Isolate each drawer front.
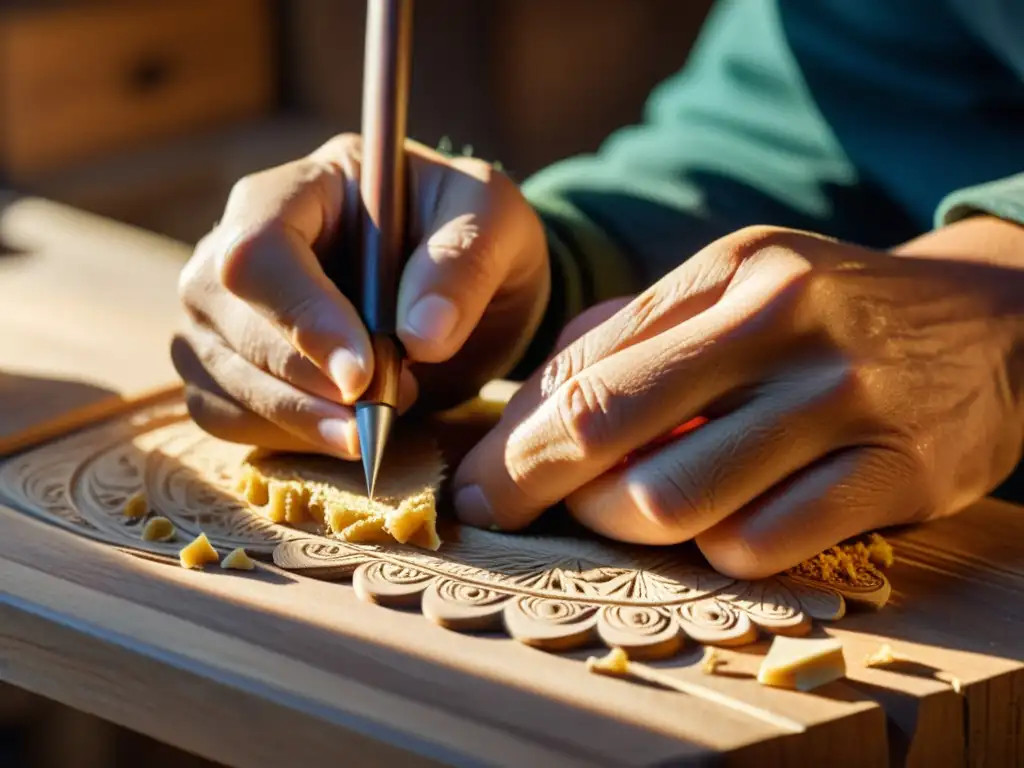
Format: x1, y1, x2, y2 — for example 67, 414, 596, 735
0, 0, 274, 178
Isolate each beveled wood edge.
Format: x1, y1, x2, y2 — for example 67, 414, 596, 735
0, 539, 599, 767
0, 383, 184, 457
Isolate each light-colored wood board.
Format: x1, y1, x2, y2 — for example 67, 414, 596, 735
833, 502, 1024, 768
2, 384, 1021, 765
0, 505, 890, 767
0, 194, 187, 454
7, 486, 1024, 765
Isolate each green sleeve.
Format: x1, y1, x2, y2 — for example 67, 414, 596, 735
512, 0, 919, 374
935, 175, 1024, 228
510, 0, 1024, 375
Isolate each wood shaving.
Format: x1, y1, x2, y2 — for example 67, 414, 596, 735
585, 647, 806, 734
179, 532, 220, 569
141, 516, 175, 542
789, 533, 893, 587
221, 547, 255, 571
237, 439, 442, 550
864, 643, 908, 668
701, 647, 722, 675
864, 644, 964, 695
123, 492, 148, 519
586, 647, 630, 677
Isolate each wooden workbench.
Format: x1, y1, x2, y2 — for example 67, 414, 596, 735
0, 194, 1022, 767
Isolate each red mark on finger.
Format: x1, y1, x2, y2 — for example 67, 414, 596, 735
621, 416, 709, 467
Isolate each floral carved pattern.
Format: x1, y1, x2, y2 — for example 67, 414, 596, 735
0, 401, 891, 660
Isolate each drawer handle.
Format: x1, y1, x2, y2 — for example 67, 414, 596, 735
126, 54, 176, 96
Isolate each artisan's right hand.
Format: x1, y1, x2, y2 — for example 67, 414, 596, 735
173, 134, 550, 459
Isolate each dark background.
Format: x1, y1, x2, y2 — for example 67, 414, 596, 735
0, 0, 713, 244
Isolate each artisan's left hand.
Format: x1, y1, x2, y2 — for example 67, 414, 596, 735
453, 219, 1024, 578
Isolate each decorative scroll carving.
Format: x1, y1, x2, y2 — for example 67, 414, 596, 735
0, 401, 892, 660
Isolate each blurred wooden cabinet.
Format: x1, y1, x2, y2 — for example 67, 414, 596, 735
0, 0, 274, 180
0, 0, 712, 245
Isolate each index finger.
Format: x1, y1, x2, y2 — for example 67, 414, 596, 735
214, 135, 374, 403
451, 263, 803, 531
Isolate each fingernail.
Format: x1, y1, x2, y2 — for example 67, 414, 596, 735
454, 485, 494, 528
403, 294, 459, 343
318, 418, 359, 457
327, 348, 367, 402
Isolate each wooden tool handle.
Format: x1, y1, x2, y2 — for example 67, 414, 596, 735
362, 332, 403, 405
359, 0, 414, 335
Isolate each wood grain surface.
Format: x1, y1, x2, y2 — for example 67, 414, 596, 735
0, 193, 187, 455
2, 481, 1024, 766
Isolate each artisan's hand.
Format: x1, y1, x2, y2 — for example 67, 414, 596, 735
454, 219, 1024, 577
174, 134, 549, 458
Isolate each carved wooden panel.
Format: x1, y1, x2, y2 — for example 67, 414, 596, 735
0, 400, 891, 660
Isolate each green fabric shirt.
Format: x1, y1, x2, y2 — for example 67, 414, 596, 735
516, 0, 1024, 372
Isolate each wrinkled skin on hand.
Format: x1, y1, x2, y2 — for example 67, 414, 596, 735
174, 134, 549, 460
453, 220, 1024, 578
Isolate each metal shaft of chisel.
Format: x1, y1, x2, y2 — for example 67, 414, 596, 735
356, 0, 414, 498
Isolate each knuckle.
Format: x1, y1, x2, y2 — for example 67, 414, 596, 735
822, 359, 893, 433
718, 225, 813, 278
177, 260, 203, 316
540, 342, 587, 399
619, 288, 666, 338
552, 375, 614, 458
177, 232, 219, 317
259, 393, 330, 445
629, 462, 714, 536
216, 225, 261, 294
730, 224, 786, 247
426, 215, 497, 284
697, 532, 767, 579
275, 346, 318, 385
225, 171, 262, 210
833, 359, 874, 409
278, 295, 328, 357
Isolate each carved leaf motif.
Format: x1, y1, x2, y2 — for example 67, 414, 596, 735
674, 599, 758, 646
779, 576, 846, 621
273, 538, 374, 579
638, 553, 737, 598
502, 596, 600, 651
787, 570, 891, 610
718, 579, 811, 636
353, 559, 434, 608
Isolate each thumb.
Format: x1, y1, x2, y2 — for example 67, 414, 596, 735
396, 160, 541, 364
